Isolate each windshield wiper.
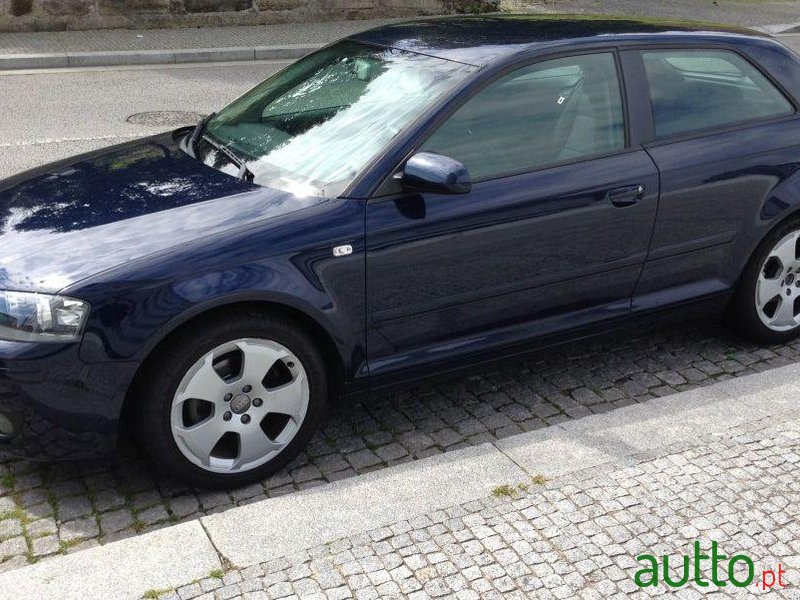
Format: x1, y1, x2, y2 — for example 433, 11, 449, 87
189, 114, 255, 183
200, 132, 255, 183
190, 112, 215, 157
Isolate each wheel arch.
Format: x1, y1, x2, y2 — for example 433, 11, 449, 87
737, 206, 800, 288
727, 206, 800, 342
118, 299, 345, 436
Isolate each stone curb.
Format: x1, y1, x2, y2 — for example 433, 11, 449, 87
203, 442, 525, 568
1, 363, 797, 599
0, 43, 319, 70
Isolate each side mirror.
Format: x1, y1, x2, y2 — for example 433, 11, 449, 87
402, 152, 472, 195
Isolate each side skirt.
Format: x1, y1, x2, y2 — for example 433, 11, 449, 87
345, 291, 732, 402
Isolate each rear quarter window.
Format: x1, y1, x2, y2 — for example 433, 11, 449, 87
641, 49, 795, 139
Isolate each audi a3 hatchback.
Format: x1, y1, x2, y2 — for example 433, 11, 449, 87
4, 16, 800, 488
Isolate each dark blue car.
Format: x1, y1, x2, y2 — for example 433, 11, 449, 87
2, 16, 800, 488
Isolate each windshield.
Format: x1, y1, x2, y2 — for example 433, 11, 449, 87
199, 41, 475, 197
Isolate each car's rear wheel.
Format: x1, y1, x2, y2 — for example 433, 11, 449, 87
137, 311, 327, 489
729, 218, 800, 344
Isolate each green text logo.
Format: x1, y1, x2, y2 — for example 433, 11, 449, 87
635, 541, 788, 591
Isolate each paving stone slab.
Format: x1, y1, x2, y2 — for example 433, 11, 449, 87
0, 521, 220, 600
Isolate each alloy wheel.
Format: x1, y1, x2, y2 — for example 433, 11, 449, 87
170, 338, 309, 473
755, 230, 800, 332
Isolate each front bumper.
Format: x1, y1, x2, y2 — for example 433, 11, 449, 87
0, 340, 137, 460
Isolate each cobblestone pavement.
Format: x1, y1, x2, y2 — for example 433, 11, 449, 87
1, 318, 799, 572
161, 411, 800, 599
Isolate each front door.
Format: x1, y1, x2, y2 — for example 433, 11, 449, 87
365, 51, 660, 379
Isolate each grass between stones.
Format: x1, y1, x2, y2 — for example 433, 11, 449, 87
142, 587, 174, 599
0, 473, 15, 490
492, 474, 549, 499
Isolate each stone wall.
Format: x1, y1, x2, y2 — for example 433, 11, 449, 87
0, 0, 498, 32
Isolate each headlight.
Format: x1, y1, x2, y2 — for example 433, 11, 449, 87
0, 291, 90, 342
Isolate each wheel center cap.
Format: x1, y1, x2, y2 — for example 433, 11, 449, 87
230, 394, 251, 414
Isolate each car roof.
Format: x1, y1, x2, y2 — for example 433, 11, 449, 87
346, 15, 768, 67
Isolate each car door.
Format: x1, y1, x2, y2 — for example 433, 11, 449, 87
628, 47, 800, 311
365, 51, 661, 380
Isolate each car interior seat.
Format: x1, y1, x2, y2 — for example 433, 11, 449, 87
557, 63, 623, 161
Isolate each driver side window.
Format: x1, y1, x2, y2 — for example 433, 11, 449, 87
421, 53, 625, 181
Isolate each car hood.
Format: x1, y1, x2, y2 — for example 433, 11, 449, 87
0, 132, 327, 294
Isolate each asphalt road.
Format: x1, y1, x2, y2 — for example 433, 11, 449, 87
0, 61, 289, 179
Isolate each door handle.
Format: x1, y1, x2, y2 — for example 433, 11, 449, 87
608, 185, 645, 207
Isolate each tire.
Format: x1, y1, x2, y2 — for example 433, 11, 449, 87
137, 310, 327, 489
729, 217, 800, 344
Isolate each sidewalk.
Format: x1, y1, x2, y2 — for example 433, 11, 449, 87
0, 18, 401, 69
1, 363, 798, 599
510, 0, 800, 30
180, 414, 800, 600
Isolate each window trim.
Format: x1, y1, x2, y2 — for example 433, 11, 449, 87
369, 46, 635, 198
625, 43, 799, 147
645, 111, 800, 149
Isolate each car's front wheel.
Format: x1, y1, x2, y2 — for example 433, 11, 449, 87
137, 311, 327, 489
730, 218, 800, 344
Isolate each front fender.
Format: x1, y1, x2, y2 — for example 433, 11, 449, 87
74, 198, 367, 382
